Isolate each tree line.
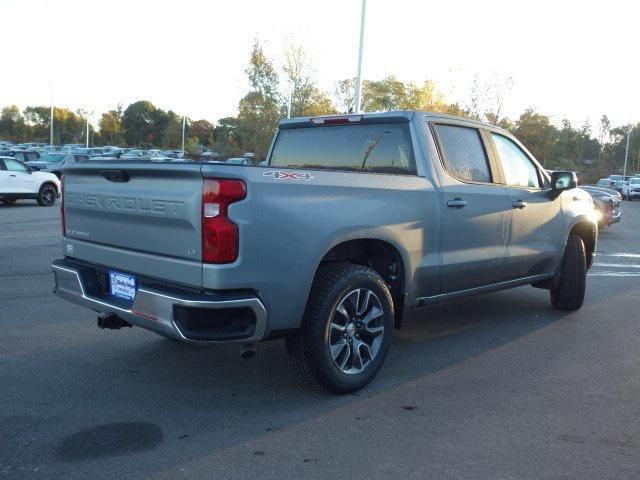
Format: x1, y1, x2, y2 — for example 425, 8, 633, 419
1, 41, 637, 181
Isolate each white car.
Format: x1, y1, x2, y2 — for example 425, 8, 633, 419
0, 155, 61, 206
627, 177, 640, 200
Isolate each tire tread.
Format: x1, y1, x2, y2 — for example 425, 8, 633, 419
286, 262, 392, 393
551, 234, 586, 311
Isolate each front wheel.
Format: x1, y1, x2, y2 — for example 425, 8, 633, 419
286, 263, 394, 393
550, 234, 586, 311
37, 183, 57, 206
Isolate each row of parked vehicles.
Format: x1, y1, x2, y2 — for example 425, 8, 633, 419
0, 142, 191, 179
0, 141, 257, 180
596, 175, 640, 201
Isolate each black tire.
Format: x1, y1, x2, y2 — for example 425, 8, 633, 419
37, 183, 57, 206
550, 234, 586, 311
286, 263, 394, 393
2, 199, 17, 206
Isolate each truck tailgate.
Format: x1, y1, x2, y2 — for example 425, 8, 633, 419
63, 162, 203, 285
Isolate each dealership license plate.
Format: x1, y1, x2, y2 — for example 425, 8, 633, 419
109, 271, 137, 301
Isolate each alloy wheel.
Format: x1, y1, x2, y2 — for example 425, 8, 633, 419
327, 288, 385, 375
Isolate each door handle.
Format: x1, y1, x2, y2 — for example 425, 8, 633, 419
447, 198, 467, 208
9, 174, 16, 177
512, 200, 527, 209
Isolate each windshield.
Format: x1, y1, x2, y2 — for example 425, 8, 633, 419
630, 178, 640, 184
39, 153, 66, 163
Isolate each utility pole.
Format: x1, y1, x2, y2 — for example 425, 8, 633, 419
354, 0, 367, 114
181, 116, 186, 155
49, 84, 54, 146
623, 124, 631, 178
86, 118, 90, 148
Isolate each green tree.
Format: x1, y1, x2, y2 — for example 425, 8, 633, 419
513, 109, 558, 165
213, 117, 242, 155
122, 100, 157, 147
0, 105, 27, 141
185, 136, 200, 155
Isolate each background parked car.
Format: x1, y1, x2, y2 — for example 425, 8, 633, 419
580, 186, 621, 228
610, 179, 628, 196
120, 149, 146, 159
24, 152, 85, 178
0, 156, 60, 206
627, 177, 640, 200
3, 149, 41, 163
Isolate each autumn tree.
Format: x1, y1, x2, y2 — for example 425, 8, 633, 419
97, 107, 124, 145
237, 41, 282, 158
190, 119, 215, 146
283, 43, 336, 117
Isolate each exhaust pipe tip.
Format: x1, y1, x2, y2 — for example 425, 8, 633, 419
240, 343, 255, 360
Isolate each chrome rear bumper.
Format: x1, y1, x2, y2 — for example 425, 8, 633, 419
52, 259, 268, 344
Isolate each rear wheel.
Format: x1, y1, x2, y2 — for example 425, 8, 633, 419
286, 263, 394, 393
2, 199, 17, 206
550, 234, 586, 311
37, 183, 57, 206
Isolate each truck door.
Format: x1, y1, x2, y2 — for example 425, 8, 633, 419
432, 123, 512, 293
488, 132, 562, 277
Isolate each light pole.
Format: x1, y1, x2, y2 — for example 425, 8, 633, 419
86, 118, 90, 148
49, 84, 54, 146
623, 124, 631, 178
181, 116, 186, 154
354, 0, 367, 114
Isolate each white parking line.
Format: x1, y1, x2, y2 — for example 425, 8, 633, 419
589, 253, 640, 277
597, 252, 640, 259
589, 272, 640, 277
593, 263, 640, 269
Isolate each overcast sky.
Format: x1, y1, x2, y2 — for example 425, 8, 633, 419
2, 0, 638, 130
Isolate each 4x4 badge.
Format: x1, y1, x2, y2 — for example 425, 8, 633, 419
263, 171, 313, 181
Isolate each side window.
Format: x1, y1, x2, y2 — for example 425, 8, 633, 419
4, 159, 28, 172
0, 160, 6, 170
434, 124, 492, 183
26, 152, 38, 161
491, 133, 541, 188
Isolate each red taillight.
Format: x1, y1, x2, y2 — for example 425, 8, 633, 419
201, 179, 246, 263
60, 174, 65, 237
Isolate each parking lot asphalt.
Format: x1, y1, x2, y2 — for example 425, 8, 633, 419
2, 199, 640, 480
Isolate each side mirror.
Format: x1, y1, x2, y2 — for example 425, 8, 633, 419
549, 171, 577, 198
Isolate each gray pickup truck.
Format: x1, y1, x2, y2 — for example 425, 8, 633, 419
52, 111, 597, 393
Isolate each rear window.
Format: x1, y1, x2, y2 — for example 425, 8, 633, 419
269, 123, 416, 175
